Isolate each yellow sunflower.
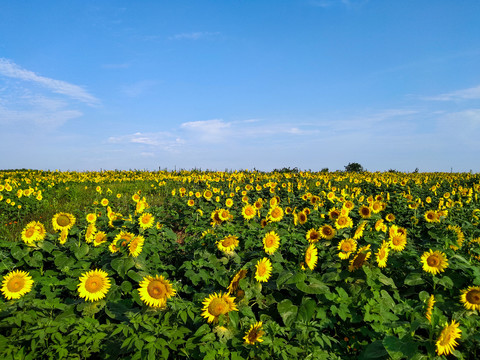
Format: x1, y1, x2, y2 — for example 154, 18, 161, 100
389, 232, 407, 252
21, 221, 45, 245
348, 245, 371, 272
138, 212, 155, 229
77, 269, 111, 302
305, 244, 318, 270
52, 212, 76, 232
358, 206, 372, 219
138, 275, 176, 308
263, 231, 280, 255
85, 223, 97, 243
320, 224, 336, 240
210, 209, 223, 226
460, 286, 480, 311
1, 270, 34, 300
436, 320, 461, 356
335, 215, 353, 229
424, 210, 439, 223
58, 228, 69, 245
268, 206, 284, 222
227, 269, 248, 295
421, 250, 448, 275
244, 321, 264, 345
217, 235, 239, 253
297, 211, 307, 225
353, 221, 367, 240
375, 241, 390, 268
255, 258, 273, 282
100, 198, 109, 207
86, 213, 97, 223
337, 238, 357, 260
242, 204, 256, 220
129, 235, 145, 257
306, 228, 321, 243
425, 294, 435, 323
201, 292, 238, 323
93, 231, 108, 247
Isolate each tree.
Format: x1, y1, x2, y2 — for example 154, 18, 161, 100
344, 162, 364, 172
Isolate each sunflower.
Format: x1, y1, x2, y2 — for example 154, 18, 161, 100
375, 219, 387, 232
305, 244, 318, 270
263, 231, 280, 255
93, 231, 108, 247
385, 213, 395, 222
58, 229, 69, 245
421, 250, 448, 275
268, 206, 284, 222
424, 210, 439, 223
297, 211, 307, 225
100, 198, 109, 207
376, 241, 390, 268
447, 225, 465, 250
337, 238, 357, 260
21, 221, 45, 245
335, 215, 353, 229
255, 258, 273, 282
306, 228, 321, 243
389, 231, 407, 252
370, 201, 383, 213
425, 294, 435, 323
114, 231, 135, 248
201, 292, 238, 323
52, 212, 76, 232
203, 190, 213, 201
244, 321, 264, 345
320, 224, 336, 240
129, 235, 145, 257
86, 213, 97, 223
1, 270, 34, 300
353, 221, 367, 240
227, 269, 248, 295
85, 223, 97, 243
138, 275, 176, 308
77, 269, 111, 302
460, 286, 480, 311
210, 209, 223, 226
436, 320, 461, 356
138, 213, 155, 229
217, 235, 239, 253
348, 245, 371, 272
358, 206, 372, 219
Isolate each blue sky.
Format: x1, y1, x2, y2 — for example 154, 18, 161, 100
1, 0, 480, 172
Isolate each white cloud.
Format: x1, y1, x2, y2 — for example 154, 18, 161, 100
108, 131, 184, 151
423, 85, 480, 101
181, 119, 231, 142
168, 31, 220, 40
0, 58, 99, 106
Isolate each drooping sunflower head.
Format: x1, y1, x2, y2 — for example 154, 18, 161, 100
52, 212, 76, 232
348, 245, 371, 272
129, 235, 145, 257
421, 249, 448, 275
436, 320, 461, 356
138, 275, 176, 308
201, 292, 238, 323
227, 269, 247, 295
425, 294, 435, 323
255, 258, 273, 282
217, 235, 239, 253
263, 231, 280, 255
353, 221, 367, 240
85, 223, 97, 243
1, 270, 34, 300
305, 244, 318, 270
244, 321, 264, 345
376, 241, 390, 268
460, 286, 480, 311
77, 269, 111, 302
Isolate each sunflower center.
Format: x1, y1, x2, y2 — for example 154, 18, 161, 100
265, 236, 275, 247
342, 243, 352, 252
142, 216, 150, 224
208, 298, 228, 316
7, 276, 25, 292
257, 263, 267, 276
322, 227, 332, 236
245, 207, 255, 216
147, 280, 167, 299
57, 215, 71, 227
392, 236, 403, 246
310, 232, 319, 240
427, 255, 440, 267
439, 330, 453, 346
378, 248, 386, 259
222, 237, 235, 247
85, 275, 103, 293
25, 227, 36, 238
466, 289, 480, 304
271, 208, 281, 218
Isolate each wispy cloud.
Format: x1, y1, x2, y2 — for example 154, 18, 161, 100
168, 31, 220, 40
181, 119, 231, 142
0, 58, 99, 106
121, 80, 157, 98
423, 85, 480, 101
108, 131, 184, 151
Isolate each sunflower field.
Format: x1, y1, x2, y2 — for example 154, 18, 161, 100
1, 169, 480, 359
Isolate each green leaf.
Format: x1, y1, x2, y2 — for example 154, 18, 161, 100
359, 340, 388, 359
296, 278, 329, 294
382, 335, 419, 360
74, 243, 89, 259
277, 299, 298, 327
404, 272, 423, 286
127, 269, 144, 283
298, 297, 316, 322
